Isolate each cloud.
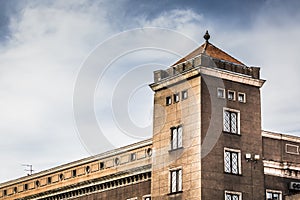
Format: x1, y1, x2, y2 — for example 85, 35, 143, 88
0, 0, 300, 183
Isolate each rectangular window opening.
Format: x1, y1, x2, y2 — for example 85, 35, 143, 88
238, 93, 246, 103
225, 191, 242, 200
171, 125, 183, 150
228, 90, 236, 101
223, 108, 240, 135
224, 148, 241, 175
217, 88, 225, 98
170, 168, 182, 194
166, 96, 172, 106
174, 93, 180, 103
181, 90, 188, 100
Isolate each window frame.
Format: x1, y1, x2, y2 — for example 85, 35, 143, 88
166, 96, 172, 106
224, 148, 242, 175
143, 194, 151, 200
238, 92, 246, 103
225, 190, 242, 200
174, 93, 180, 103
170, 125, 183, 151
181, 90, 188, 100
217, 88, 226, 99
223, 108, 240, 135
228, 90, 236, 101
266, 189, 282, 200
169, 168, 183, 194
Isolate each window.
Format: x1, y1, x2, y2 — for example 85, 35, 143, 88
174, 93, 180, 103
85, 166, 91, 174
100, 162, 105, 170
166, 96, 172, 105
24, 184, 28, 191
170, 169, 182, 193
225, 191, 242, 200
266, 190, 282, 200
35, 180, 40, 187
3, 190, 7, 196
223, 108, 240, 134
171, 125, 183, 150
228, 90, 236, 101
224, 148, 241, 175
181, 90, 188, 100
72, 169, 77, 177
130, 153, 136, 161
47, 177, 52, 184
238, 93, 246, 103
217, 88, 225, 98
143, 195, 151, 200
286, 144, 299, 155
114, 157, 120, 165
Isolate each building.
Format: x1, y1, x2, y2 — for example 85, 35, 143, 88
1, 31, 300, 200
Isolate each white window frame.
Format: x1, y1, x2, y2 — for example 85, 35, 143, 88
143, 194, 151, 200
238, 92, 246, 103
224, 148, 242, 175
217, 88, 225, 99
228, 90, 236, 101
223, 108, 240, 135
266, 189, 282, 200
225, 190, 242, 200
127, 197, 138, 200
285, 143, 299, 155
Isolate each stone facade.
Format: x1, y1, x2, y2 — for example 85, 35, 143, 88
1, 33, 300, 200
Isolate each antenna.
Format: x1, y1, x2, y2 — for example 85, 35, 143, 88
22, 164, 34, 175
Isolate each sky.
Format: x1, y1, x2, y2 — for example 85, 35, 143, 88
0, 0, 300, 182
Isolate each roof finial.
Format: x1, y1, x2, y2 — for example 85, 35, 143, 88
203, 30, 210, 42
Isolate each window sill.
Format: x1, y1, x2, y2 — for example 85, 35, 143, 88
168, 147, 184, 153
224, 172, 242, 176
168, 191, 183, 195
223, 131, 241, 136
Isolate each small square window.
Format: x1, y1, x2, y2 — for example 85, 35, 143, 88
166, 96, 172, 105
217, 88, 225, 98
238, 93, 246, 103
130, 153, 136, 161
174, 93, 180, 103
181, 90, 188, 100
228, 90, 236, 101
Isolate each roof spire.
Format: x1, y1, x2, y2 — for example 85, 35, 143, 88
203, 30, 210, 42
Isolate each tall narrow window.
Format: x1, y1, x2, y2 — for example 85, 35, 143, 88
223, 109, 240, 134
225, 191, 242, 200
174, 93, 180, 103
171, 125, 183, 150
170, 169, 182, 193
224, 148, 241, 175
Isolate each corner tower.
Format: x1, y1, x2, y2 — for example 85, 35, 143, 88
150, 31, 265, 199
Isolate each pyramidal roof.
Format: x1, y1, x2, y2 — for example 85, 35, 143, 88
173, 31, 244, 66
